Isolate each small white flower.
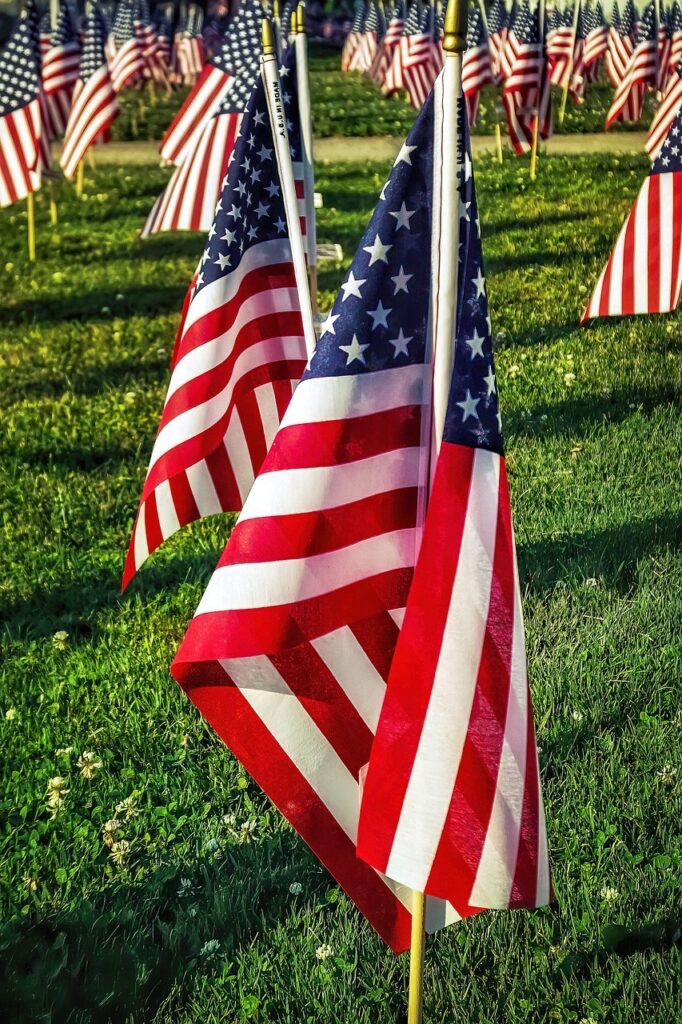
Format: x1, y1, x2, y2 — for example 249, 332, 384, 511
52, 630, 69, 651
289, 881, 303, 895
585, 578, 598, 587
101, 819, 122, 848
115, 795, 138, 820
5, 708, 17, 721
657, 764, 677, 786
564, 371, 576, 386
109, 839, 131, 865
77, 751, 103, 780
177, 877, 197, 897
572, 710, 584, 722
600, 885, 619, 904
315, 943, 333, 961
200, 939, 222, 960
55, 746, 73, 757
238, 819, 257, 844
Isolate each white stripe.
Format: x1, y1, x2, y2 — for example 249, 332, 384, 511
155, 478, 181, 539
186, 459, 223, 517
385, 450, 501, 889
147, 335, 305, 470
633, 177, 650, 314
606, 203, 628, 316
168, 285, 300, 400
658, 173, 674, 311
224, 409, 255, 503
311, 627, 387, 731
134, 501, 149, 568
197, 528, 416, 614
469, 562, 528, 907
253, 382, 282, 451
241, 446, 421, 522
281, 364, 427, 429
389, 607, 406, 629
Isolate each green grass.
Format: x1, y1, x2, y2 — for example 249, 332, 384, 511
0, 153, 680, 1024
111, 44, 659, 141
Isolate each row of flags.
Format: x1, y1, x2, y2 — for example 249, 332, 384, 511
342, 0, 682, 160
123, 6, 551, 952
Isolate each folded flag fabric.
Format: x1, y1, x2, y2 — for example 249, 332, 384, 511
584, 100, 682, 320
124, 52, 308, 587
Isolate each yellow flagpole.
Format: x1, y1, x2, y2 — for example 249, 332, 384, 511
407, 892, 427, 1024
76, 160, 85, 198
48, 179, 58, 226
495, 121, 503, 163
530, 0, 546, 180
27, 192, 36, 262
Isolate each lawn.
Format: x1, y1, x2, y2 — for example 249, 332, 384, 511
112, 44, 658, 142
0, 149, 680, 1024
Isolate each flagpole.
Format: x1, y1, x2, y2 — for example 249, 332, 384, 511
476, 0, 503, 162
27, 192, 36, 262
529, 0, 546, 181
559, 0, 580, 125
295, 2, 319, 318
261, 17, 317, 358
407, 2, 467, 1013
76, 160, 84, 198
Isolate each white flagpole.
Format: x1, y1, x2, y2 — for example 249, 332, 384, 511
406, 1, 466, 1022
294, 2, 319, 317
261, 17, 317, 358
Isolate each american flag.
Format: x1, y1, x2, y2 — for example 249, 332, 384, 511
60, 5, 118, 181
400, 6, 443, 110
664, 0, 682, 89
547, 5, 575, 88
341, 4, 366, 72
487, 0, 509, 83
647, 59, 682, 159
108, 0, 146, 92
605, 2, 657, 129
463, 4, 493, 126
657, 3, 672, 91
605, 0, 635, 90
383, 0, 421, 96
159, 3, 253, 168
170, 78, 473, 954
143, 3, 262, 237
502, 0, 552, 155
125, 46, 309, 586
584, 100, 682, 319
0, 4, 43, 209
368, 1, 405, 88
41, 2, 81, 139
177, 2, 205, 85
348, 1, 380, 73
581, 1, 606, 76
357, 86, 550, 919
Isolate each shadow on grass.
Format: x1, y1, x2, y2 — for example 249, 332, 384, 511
0, 835, 323, 1024
1, 354, 171, 404
1, 284, 185, 326
518, 512, 681, 598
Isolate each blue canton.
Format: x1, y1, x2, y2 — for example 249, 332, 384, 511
194, 46, 302, 296
52, 2, 78, 47
307, 91, 502, 455
0, 10, 41, 117
652, 103, 682, 174
112, 0, 137, 48
79, 7, 109, 82
212, 0, 261, 114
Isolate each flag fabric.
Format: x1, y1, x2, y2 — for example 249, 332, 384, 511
583, 0, 609, 77
143, 3, 262, 236
663, 0, 682, 88
647, 60, 682, 158
605, 0, 635, 90
547, 5, 575, 88
61, 6, 118, 180
383, 0, 422, 96
177, 2, 205, 85
657, 4, 672, 90
605, 2, 657, 129
463, 5, 493, 126
502, 0, 552, 155
584, 101, 682, 319
348, 1, 379, 73
125, 50, 309, 586
170, 78, 477, 954
368, 2, 404, 87
108, 0, 146, 92
401, 8, 443, 110
0, 5, 43, 208
341, 4, 366, 72
357, 89, 551, 918
41, 1, 81, 138
487, 0, 509, 82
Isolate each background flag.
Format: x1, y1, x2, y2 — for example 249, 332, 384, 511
0, 3, 43, 208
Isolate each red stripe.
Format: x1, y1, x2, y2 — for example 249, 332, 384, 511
509, 704, 541, 906
188, 119, 219, 230
225, 487, 418, 565
356, 444, 476, 871
620, 201, 638, 314
647, 173, 661, 314
204, 442, 242, 512
176, 672, 412, 952
234, 387, 268, 478
143, 489, 163, 554
424, 463, 516, 910
349, 612, 401, 684
177, 567, 413, 661
670, 173, 682, 307
169, 470, 200, 529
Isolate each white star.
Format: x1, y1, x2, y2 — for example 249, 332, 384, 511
240, 156, 250, 173
460, 199, 471, 222
339, 333, 369, 365
279, 64, 290, 76
229, 204, 241, 219
390, 266, 412, 294
341, 270, 366, 301
367, 300, 391, 330
483, 365, 497, 395
208, 224, 217, 239
250, 167, 262, 183
362, 234, 392, 266
266, 181, 280, 198
201, 247, 210, 265
465, 329, 485, 358
258, 145, 272, 161
274, 216, 286, 233
214, 252, 231, 270
394, 143, 417, 166
463, 151, 472, 181
255, 201, 270, 218
456, 389, 480, 422
389, 202, 415, 231
195, 271, 205, 287
380, 181, 389, 201
388, 328, 412, 358
320, 311, 340, 336
236, 181, 247, 196
253, 110, 265, 125
221, 227, 237, 245
247, 224, 258, 241
472, 267, 485, 297
247, 132, 255, 147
